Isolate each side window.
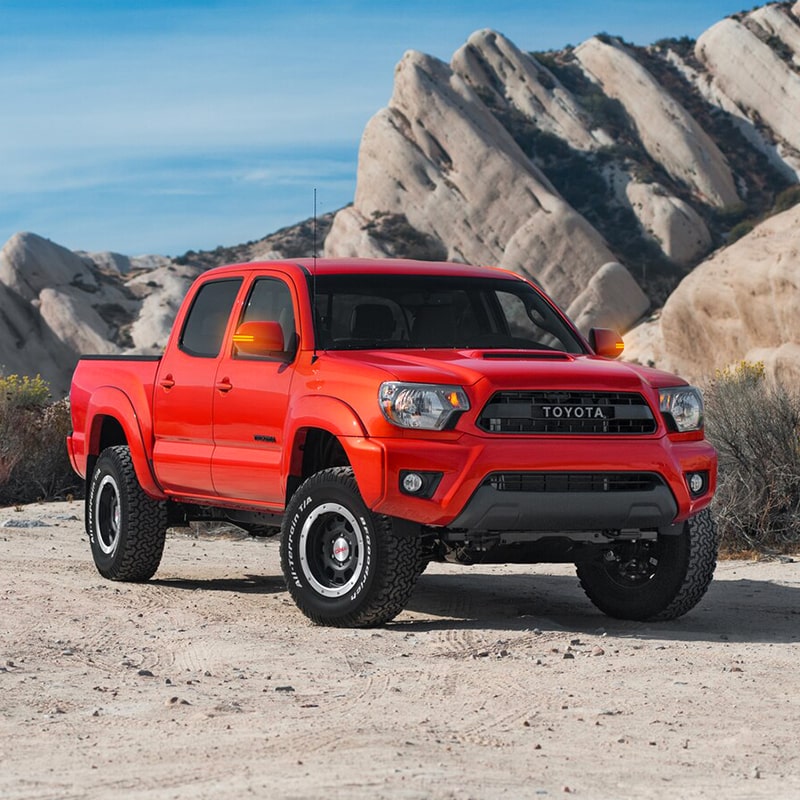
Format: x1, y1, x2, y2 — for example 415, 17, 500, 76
180, 278, 242, 358
240, 277, 296, 355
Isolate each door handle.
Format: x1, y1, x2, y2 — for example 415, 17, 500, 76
216, 378, 233, 393
160, 374, 175, 390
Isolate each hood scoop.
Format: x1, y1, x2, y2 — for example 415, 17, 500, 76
481, 351, 572, 361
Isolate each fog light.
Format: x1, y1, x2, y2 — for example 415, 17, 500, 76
399, 470, 443, 498
688, 472, 705, 495
402, 472, 425, 494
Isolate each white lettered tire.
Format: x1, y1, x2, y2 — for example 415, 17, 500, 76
280, 467, 421, 627
87, 446, 168, 581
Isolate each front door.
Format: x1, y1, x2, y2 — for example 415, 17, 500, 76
211, 275, 298, 506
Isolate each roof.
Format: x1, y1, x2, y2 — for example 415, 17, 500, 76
204, 257, 525, 281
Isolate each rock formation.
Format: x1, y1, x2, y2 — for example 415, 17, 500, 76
3, 3, 800, 395
696, 13, 800, 172
453, 30, 610, 152
325, 41, 645, 334
624, 180, 712, 265
623, 203, 800, 385
574, 36, 740, 208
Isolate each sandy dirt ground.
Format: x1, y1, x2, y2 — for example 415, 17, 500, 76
1, 500, 799, 800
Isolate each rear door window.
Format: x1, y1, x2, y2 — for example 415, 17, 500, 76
180, 278, 243, 357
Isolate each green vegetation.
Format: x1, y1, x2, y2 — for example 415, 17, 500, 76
773, 184, 800, 213
652, 36, 696, 62
705, 362, 800, 554
0, 374, 80, 505
713, 184, 800, 245
727, 220, 756, 243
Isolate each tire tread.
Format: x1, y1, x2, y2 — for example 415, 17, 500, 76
281, 467, 420, 628
89, 446, 168, 582
577, 509, 718, 621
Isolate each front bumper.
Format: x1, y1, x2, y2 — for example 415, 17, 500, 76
449, 472, 678, 531
361, 432, 716, 530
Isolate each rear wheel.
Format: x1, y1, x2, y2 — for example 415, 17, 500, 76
576, 509, 718, 620
87, 446, 168, 581
280, 467, 421, 627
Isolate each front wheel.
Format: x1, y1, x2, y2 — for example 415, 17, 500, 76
87, 445, 168, 581
280, 467, 421, 627
576, 509, 718, 621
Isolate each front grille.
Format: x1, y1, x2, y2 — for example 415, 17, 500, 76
487, 472, 664, 493
478, 390, 656, 434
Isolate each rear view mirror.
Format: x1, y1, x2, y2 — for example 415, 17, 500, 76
233, 321, 285, 357
589, 328, 624, 359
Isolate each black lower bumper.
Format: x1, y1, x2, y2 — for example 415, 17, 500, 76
448, 472, 678, 532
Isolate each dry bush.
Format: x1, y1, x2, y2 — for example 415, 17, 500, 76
0, 374, 82, 505
704, 362, 800, 554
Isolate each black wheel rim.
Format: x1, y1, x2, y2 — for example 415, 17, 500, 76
598, 540, 659, 588
298, 502, 366, 598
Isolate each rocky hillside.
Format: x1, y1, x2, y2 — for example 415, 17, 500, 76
2, 2, 800, 396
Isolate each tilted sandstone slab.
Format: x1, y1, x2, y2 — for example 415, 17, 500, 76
452, 31, 712, 270
452, 29, 608, 152
696, 17, 800, 155
749, 4, 800, 64
625, 204, 800, 384
575, 37, 739, 208
0, 232, 99, 302
0, 232, 139, 348
326, 48, 645, 330
566, 262, 650, 334
625, 181, 712, 265
80, 250, 172, 276
0, 232, 151, 393
37, 288, 120, 357
0, 281, 78, 396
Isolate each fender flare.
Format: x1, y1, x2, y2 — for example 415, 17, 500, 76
283, 394, 385, 506
84, 386, 165, 499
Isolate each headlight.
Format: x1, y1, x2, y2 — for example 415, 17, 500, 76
659, 386, 704, 432
379, 382, 470, 430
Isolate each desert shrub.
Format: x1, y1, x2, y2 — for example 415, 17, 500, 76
727, 220, 756, 244
774, 185, 800, 214
0, 374, 81, 505
652, 36, 696, 60
705, 362, 800, 554
362, 212, 447, 261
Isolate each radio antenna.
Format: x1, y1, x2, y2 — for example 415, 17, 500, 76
313, 187, 318, 260
311, 188, 319, 363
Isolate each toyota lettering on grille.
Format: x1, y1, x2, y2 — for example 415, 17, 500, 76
537, 405, 613, 420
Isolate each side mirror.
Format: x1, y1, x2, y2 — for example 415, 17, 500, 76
232, 321, 285, 357
589, 328, 624, 359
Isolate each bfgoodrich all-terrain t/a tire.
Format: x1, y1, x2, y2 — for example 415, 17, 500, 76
87, 445, 168, 581
280, 467, 421, 627
576, 509, 718, 621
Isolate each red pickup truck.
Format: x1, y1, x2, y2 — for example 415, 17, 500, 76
68, 257, 718, 627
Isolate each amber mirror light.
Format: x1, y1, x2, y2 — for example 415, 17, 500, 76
232, 321, 285, 356
589, 328, 624, 359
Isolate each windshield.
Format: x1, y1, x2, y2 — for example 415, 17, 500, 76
309, 274, 585, 353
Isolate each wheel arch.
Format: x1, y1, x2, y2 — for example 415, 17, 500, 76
84, 387, 164, 499
283, 395, 384, 508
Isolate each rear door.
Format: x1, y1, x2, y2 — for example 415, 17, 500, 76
152, 276, 244, 497
211, 273, 298, 506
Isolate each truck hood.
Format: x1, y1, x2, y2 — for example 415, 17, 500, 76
326, 349, 688, 393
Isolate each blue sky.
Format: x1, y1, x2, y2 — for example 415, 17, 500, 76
1, 0, 754, 256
